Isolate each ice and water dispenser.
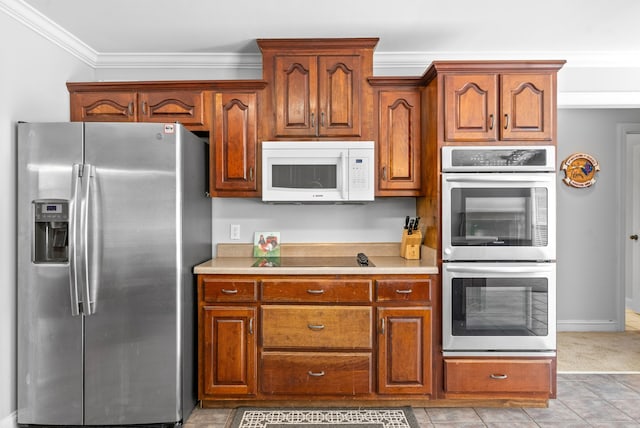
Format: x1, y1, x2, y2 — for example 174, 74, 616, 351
33, 200, 69, 263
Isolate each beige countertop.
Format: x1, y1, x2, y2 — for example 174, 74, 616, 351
194, 243, 438, 275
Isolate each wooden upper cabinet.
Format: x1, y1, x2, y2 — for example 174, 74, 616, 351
500, 74, 553, 141
444, 74, 498, 142
432, 61, 565, 145
258, 38, 378, 140
70, 92, 137, 122
444, 73, 554, 143
68, 86, 208, 129
211, 91, 260, 196
377, 89, 421, 195
138, 90, 205, 127
273, 54, 361, 137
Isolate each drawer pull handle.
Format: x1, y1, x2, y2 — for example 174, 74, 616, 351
308, 370, 325, 377
306, 289, 325, 295
395, 289, 413, 294
490, 373, 508, 380
221, 289, 238, 295
308, 324, 325, 331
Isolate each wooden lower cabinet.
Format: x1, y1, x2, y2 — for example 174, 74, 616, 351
197, 273, 554, 406
443, 358, 556, 399
377, 307, 432, 395
261, 352, 372, 395
200, 306, 257, 397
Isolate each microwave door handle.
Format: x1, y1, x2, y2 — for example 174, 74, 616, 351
446, 265, 555, 274
341, 151, 348, 200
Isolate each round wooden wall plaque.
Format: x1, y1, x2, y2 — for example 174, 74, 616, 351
561, 152, 600, 188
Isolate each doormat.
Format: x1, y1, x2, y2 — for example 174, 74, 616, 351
227, 407, 420, 428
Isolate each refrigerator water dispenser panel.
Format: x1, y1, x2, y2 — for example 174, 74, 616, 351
33, 200, 69, 263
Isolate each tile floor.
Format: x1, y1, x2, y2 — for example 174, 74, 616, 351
185, 312, 640, 427
184, 374, 640, 428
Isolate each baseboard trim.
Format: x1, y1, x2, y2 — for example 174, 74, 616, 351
557, 320, 620, 332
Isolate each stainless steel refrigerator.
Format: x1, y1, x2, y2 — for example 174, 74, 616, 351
17, 122, 212, 427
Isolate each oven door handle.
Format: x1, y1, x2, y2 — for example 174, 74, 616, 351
445, 265, 555, 274
443, 175, 552, 184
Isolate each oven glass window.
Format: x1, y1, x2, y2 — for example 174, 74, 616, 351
272, 164, 337, 189
451, 277, 548, 336
450, 187, 548, 247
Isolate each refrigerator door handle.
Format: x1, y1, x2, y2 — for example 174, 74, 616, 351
80, 164, 96, 315
68, 164, 82, 316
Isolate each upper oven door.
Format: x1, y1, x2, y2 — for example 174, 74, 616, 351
442, 172, 556, 261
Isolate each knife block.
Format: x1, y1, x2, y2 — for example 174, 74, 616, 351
400, 229, 422, 260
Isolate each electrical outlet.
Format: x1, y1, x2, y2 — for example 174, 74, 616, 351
230, 224, 240, 240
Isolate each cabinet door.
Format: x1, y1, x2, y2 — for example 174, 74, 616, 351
377, 307, 431, 395
317, 55, 362, 137
444, 74, 498, 143
500, 74, 553, 141
139, 90, 206, 127
201, 306, 257, 397
211, 92, 258, 195
274, 55, 317, 137
70, 92, 136, 122
377, 90, 421, 194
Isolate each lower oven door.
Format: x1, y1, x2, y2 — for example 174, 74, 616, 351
443, 262, 556, 352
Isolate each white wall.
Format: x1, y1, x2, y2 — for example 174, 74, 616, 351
0, 10, 93, 428
556, 108, 640, 331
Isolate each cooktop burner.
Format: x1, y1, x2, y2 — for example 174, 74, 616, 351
252, 256, 374, 268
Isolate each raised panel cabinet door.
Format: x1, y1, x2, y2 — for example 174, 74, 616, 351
70, 92, 136, 122
500, 74, 553, 141
444, 74, 498, 142
377, 90, 421, 194
212, 92, 258, 194
274, 55, 317, 137
139, 90, 206, 127
201, 306, 257, 397
317, 55, 362, 137
377, 307, 432, 395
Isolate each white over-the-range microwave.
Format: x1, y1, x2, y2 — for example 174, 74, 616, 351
261, 141, 375, 203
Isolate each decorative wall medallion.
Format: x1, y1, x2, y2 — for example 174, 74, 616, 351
561, 152, 600, 188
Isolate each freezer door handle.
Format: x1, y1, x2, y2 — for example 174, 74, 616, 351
79, 164, 96, 315
68, 164, 82, 316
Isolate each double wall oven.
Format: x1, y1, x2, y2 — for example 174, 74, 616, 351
441, 146, 556, 355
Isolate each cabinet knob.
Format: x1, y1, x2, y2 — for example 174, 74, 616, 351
631, 234, 639, 241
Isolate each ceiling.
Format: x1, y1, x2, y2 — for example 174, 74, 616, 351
17, 0, 640, 58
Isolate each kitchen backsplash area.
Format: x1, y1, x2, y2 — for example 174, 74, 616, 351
211, 197, 416, 256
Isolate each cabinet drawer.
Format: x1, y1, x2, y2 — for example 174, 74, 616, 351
444, 358, 554, 395
261, 352, 372, 395
261, 279, 372, 302
262, 306, 372, 349
376, 279, 432, 302
202, 279, 258, 302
